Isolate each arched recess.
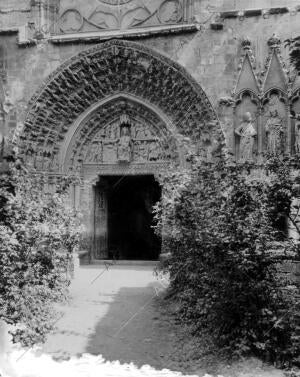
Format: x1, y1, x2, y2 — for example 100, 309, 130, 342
19, 39, 220, 175
18, 39, 222, 260
262, 88, 289, 154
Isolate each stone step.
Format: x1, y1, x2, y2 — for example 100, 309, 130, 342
89, 259, 159, 267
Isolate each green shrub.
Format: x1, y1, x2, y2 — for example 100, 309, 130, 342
0, 161, 82, 346
154, 155, 299, 366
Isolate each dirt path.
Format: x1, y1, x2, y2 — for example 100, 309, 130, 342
39, 263, 285, 377
42, 264, 181, 368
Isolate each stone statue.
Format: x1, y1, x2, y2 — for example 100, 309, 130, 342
295, 120, 300, 154
235, 112, 257, 161
265, 109, 284, 154
0, 128, 4, 161
117, 125, 132, 162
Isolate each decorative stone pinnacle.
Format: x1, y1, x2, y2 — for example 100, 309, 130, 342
241, 37, 251, 51
267, 34, 281, 49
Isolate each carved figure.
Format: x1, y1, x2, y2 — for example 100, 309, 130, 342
135, 124, 146, 138
86, 142, 103, 163
235, 112, 257, 161
134, 140, 149, 161
295, 120, 300, 154
0, 130, 5, 161
265, 110, 284, 154
117, 126, 132, 162
148, 141, 161, 161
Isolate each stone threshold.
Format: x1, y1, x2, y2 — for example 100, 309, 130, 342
89, 259, 159, 266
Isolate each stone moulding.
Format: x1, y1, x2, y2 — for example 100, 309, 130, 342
219, 6, 290, 20
49, 23, 198, 44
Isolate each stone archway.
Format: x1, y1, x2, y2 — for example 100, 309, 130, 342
19, 39, 222, 260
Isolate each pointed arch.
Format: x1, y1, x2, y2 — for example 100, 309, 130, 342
19, 39, 221, 172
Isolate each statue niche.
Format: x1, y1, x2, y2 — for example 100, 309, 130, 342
234, 91, 258, 162
265, 109, 284, 154
235, 111, 257, 162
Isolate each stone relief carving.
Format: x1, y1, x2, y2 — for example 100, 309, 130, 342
22, 40, 219, 173
86, 142, 103, 163
82, 113, 167, 166
235, 112, 257, 161
58, 0, 187, 34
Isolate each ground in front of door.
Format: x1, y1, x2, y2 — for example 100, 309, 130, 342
7, 264, 286, 377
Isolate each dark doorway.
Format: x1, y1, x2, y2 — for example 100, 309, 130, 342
96, 175, 161, 260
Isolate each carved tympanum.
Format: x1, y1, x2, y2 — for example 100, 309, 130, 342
66, 99, 179, 172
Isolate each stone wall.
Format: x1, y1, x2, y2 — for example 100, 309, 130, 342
0, 2, 299, 130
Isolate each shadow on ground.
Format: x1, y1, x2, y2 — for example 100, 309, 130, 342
85, 284, 182, 372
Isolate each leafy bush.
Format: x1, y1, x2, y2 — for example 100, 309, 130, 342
0, 161, 83, 346
154, 155, 299, 366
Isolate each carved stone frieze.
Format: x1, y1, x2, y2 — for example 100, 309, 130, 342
56, 0, 191, 34
21, 39, 220, 172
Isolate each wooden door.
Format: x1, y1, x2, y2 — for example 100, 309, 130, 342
94, 183, 108, 259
